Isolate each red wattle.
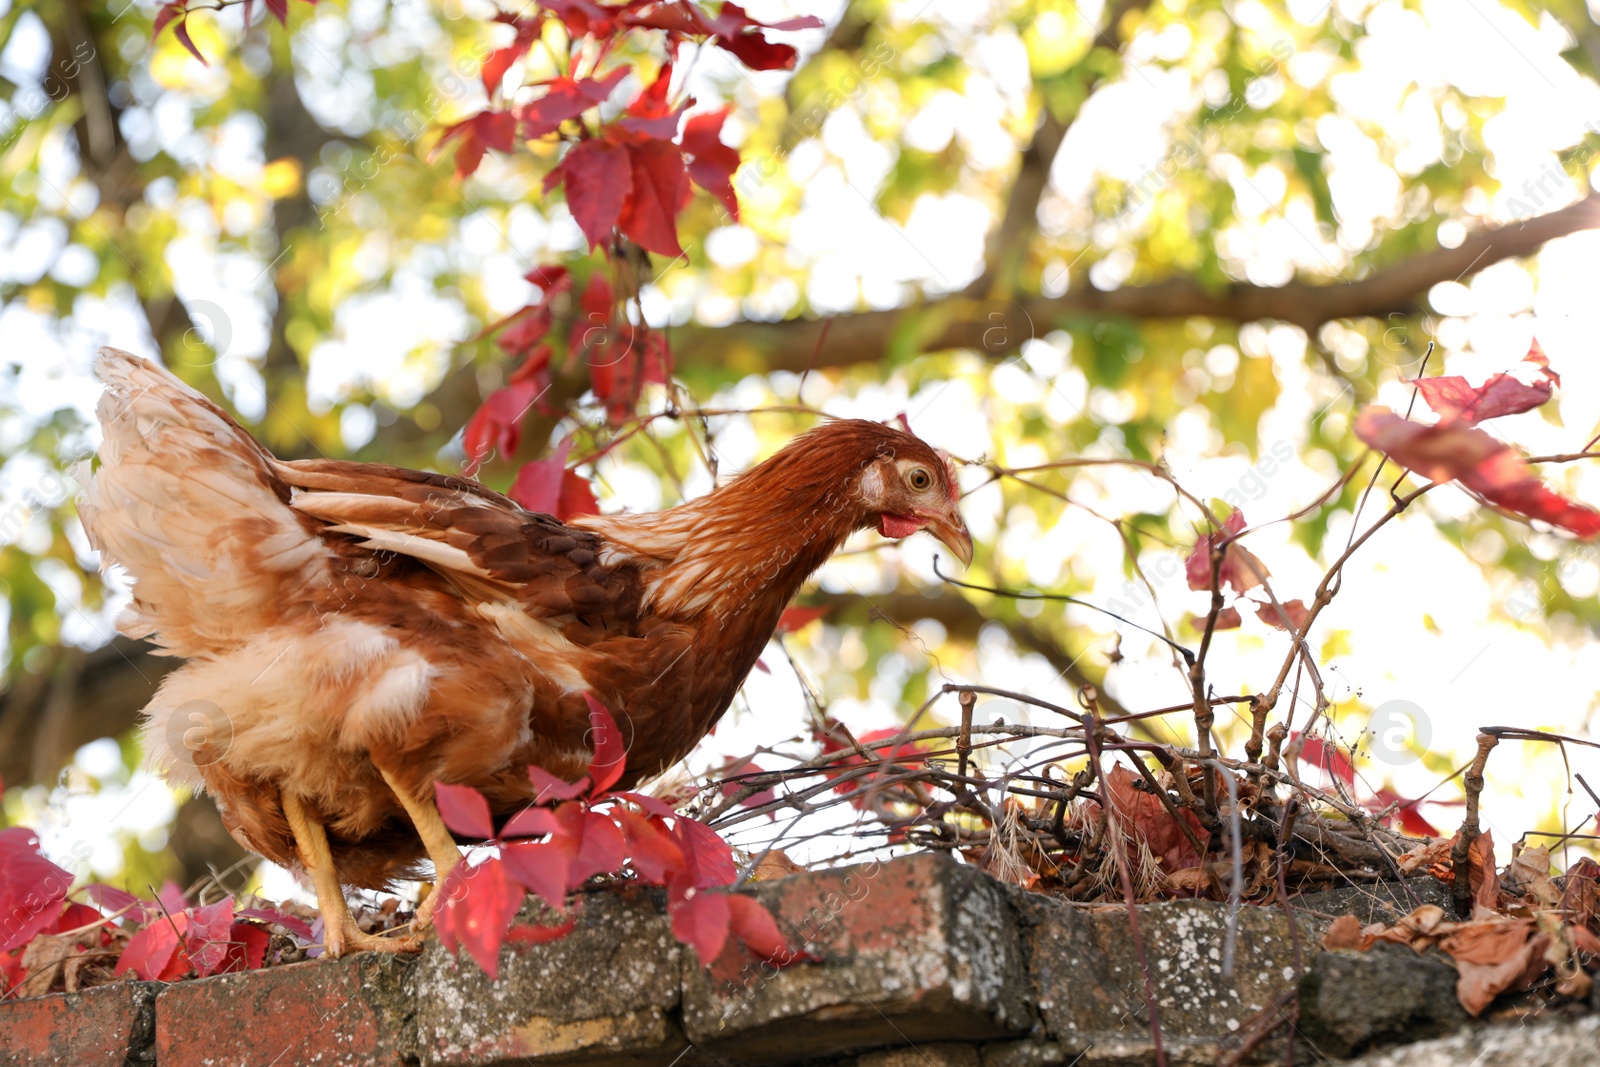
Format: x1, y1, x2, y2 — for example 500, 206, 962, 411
878, 513, 922, 539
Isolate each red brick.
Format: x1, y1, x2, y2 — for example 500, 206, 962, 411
0, 981, 158, 1067
154, 955, 411, 1067
682, 853, 1034, 1061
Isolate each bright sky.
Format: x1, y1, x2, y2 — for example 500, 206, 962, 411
4, 0, 1600, 892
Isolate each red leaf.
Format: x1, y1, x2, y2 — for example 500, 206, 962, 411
567, 812, 627, 886
618, 141, 686, 257
509, 434, 576, 516
221, 921, 270, 973
85, 884, 151, 923
671, 817, 738, 889
501, 840, 571, 910
1296, 735, 1357, 788
152, 2, 185, 41
1257, 599, 1308, 632
528, 765, 591, 803
115, 915, 188, 981
172, 19, 208, 65
549, 138, 633, 249
558, 470, 600, 520
265, 0, 289, 25
524, 264, 572, 291
776, 605, 828, 633
1094, 765, 1211, 875
613, 790, 678, 818
538, 0, 616, 36
583, 694, 628, 795
615, 809, 684, 883
187, 897, 238, 978
681, 107, 740, 218
1206, 606, 1243, 630
435, 782, 496, 840
516, 69, 629, 137
437, 111, 516, 180
434, 859, 525, 980
728, 895, 791, 963
482, 17, 542, 96
1356, 407, 1600, 537
0, 827, 74, 953
236, 907, 313, 941
462, 379, 539, 471
501, 805, 561, 839
1371, 787, 1442, 838
669, 888, 731, 962
1184, 510, 1269, 594
1414, 342, 1558, 424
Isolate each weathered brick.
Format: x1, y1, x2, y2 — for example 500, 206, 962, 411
856, 1043, 982, 1067
1023, 896, 1305, 1064
407, 890, 685, 1067
0, 980, 159, 1067
682, 853, 1034, 1062
154, 955, 412, 1067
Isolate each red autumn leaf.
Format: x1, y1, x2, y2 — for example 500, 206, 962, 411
681, 107, 741, 218
501, 805, 561, 839
669, 887, 731, 961
547, 138, 634, 249
516, 69, 630, 137
718, 757, 776, 809
172, 19, 208, 65
436, 111, 517, 180
528, 765, 591, 804
583, 694, 629, 795
1296, 735, 1357, 788
1355, 407, 1600, 537
558, 469, 600, 519
501, 840, 571, 910
1204, 606, 1243, 630
670, 816, 738, 889
776, 605, 828, 633
612, 790, 678, 818
1370, 787, 1443, 838
152, 2, 185, 41
462, 379, 539, 471
434, 858, 525, 980
0, 827, 74, 953
727, 895, 791, 963
265, 0, 289, 26
85, 884, 153, 924
620, 65, 692, 139
568, 811, 628, 886
187, 897, 239, 978
1258, 599, 1309, 632
509, 433, 576, 516
1414, 341, 1558, 425
115, 914, 189, 981
221, 921, 270, 973
1184, 509, 1269, 594
496, 305, 553, 357
235, 907, 313, 941
537, 0, 617, 39
1094, 765, 1211, 875
483, 16, 542, 96
156, 882, 190, 916
435, 782, 496, 840
614, 809, 684, 883
618, 141, 686, 257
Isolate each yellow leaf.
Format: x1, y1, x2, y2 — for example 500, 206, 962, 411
260, 158, 303, 199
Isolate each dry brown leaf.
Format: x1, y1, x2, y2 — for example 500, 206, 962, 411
1397, 838, 1452, 874
749, 849, 808, 882
1438, 918, 1547, 1017
1322, 914, 1364, 951
1504, 844, 1555, 905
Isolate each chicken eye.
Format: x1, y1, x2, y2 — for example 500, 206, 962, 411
907, 467, 933, 491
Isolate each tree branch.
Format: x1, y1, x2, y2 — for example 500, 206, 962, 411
668, 195, 1600, 373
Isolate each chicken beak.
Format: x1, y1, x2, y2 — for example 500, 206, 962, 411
928, 512, 974, 568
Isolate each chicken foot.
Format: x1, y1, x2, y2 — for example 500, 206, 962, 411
374, 765, 463, 933
281, 791, 422, 958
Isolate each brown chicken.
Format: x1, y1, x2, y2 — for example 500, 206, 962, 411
76, 348, 972, 955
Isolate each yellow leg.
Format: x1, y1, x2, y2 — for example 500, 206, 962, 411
281, 791, 420, 958
375, 766, 464, 931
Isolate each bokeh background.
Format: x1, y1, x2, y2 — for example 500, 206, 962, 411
3, 0, 1600, 902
